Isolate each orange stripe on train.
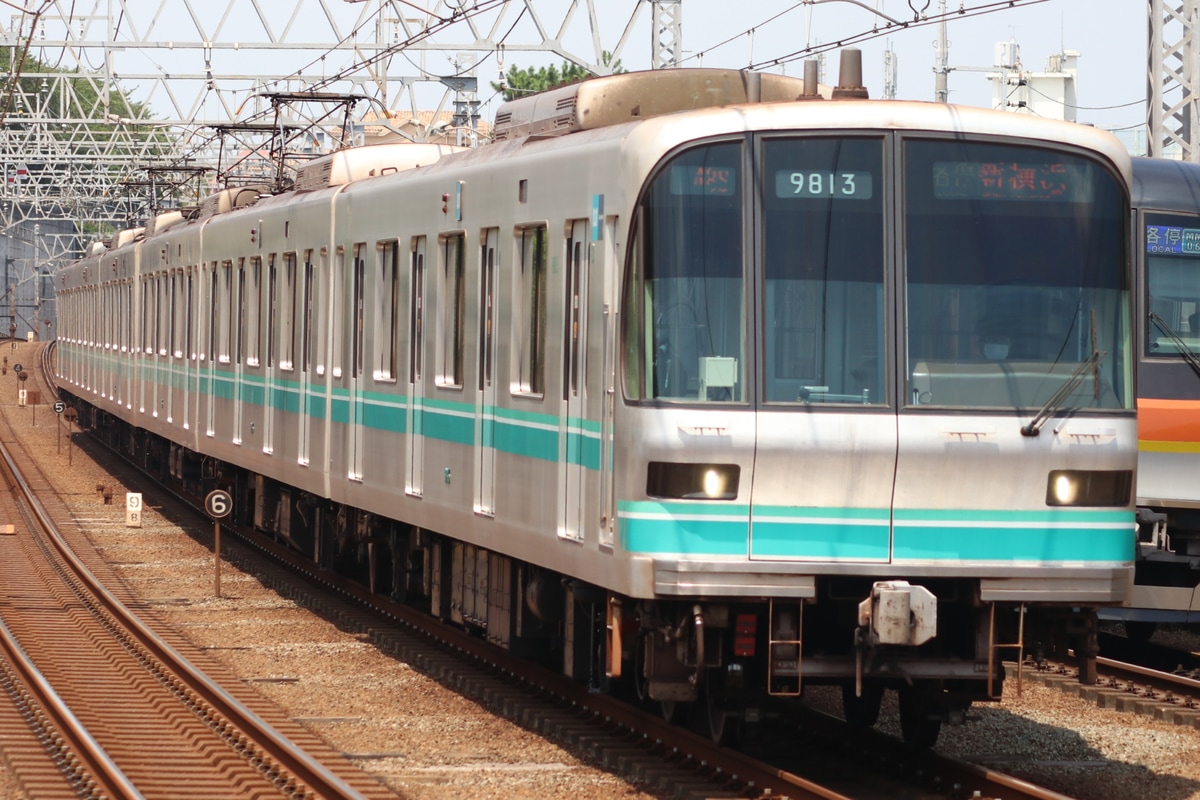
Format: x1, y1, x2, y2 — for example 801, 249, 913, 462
1139, 398, 1200, 443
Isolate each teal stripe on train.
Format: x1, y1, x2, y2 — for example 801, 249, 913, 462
891, 508, 1134, 562
60, 349, 601, 469
750, 506, 891, 559
618, 501, 1135, 562
617, 501, 753, 556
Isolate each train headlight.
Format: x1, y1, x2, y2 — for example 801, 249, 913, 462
646, 462, 740, 500
703, 469, 724, 497
1051, 473, 1078, 505
1045, 470, 1133, 507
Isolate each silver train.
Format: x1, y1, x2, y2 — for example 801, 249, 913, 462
1098, 157, 1200, 637
54, 55, 1137, 748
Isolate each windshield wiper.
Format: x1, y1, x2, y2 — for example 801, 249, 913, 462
1020, 350, 1104, 437
1149, 311, 1200, 379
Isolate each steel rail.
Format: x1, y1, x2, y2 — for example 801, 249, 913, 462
0, 381, 370, 800
0, 585, 145, 799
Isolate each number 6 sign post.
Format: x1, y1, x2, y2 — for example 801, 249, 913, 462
204, 489, 233, 598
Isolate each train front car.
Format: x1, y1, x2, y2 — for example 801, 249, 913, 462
1110, 157, 1200, 636
616, 91, 1135, 746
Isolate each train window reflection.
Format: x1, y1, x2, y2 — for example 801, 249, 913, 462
1144, 213, 1200, 359
636, 142, 745, 402
761, 136, 886, 405
903, 139, 1130, 411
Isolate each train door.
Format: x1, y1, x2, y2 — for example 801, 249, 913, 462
168, 269, 180, 423
406, 238, 426, 496
274, 252, 298, 458
348, 244, 366, 480
211, 261, 231, 437
748, 135, 895, 564
297, 254, 313, 465
158, 273, 167, 418
123, 279, 134, 409
182, 268, 194, 431
263, 254, 278, 454
142, 273, 154, 412
559, 220, 588, 541
596, 214, 618, 547
206, 263, 218, 436
474, 229, 498, 516
233, 258, 246, 445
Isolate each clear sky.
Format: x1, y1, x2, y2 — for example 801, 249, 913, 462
661, 0, 1146, 134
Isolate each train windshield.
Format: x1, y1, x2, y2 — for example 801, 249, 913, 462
903, 139, 1131, 412
1143, 212, 1200, 359
625, 141, 747, 402
624, 135, 1130, 412
760, 136, 886, 405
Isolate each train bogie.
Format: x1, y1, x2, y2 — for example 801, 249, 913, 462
55, 57, 1137, 747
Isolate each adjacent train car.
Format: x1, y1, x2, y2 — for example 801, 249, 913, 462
54, 55, 1136, 748
1102, 157, 1200, 637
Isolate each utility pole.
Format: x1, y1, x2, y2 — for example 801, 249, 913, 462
933, 0, 951, 102
883, 42, 898, 100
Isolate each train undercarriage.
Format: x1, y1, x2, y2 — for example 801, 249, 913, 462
74, 399, 1098, 749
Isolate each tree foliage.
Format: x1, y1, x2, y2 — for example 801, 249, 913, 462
492, 53, 626, 102
0, 45, 175, 212
0, 46, 152, 131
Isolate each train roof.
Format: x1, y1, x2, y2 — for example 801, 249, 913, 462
1132, 156, 1200, 211
492, 68, 824, 140
607, 97, 1133, 185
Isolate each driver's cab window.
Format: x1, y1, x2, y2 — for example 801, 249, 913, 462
1145, 213, 1200, 357
627, 141, 745, 402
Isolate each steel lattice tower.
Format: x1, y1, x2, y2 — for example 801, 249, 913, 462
649, 0, 681, 70
0, 0, 656, 338
1150, 0, 1200, 160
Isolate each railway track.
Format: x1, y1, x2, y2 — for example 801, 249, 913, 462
1038, 638, 1200, 725
5, 339, 1076, 800
0, 345, 391, 799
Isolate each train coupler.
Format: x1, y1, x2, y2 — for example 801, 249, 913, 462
856, 580, 937, 647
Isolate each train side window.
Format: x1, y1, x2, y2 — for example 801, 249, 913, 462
208, 264, 218, 363
410, 237, 425, 383
246, 257, 261, 366
280, 252, 297, 371
169, 270, 180, 358
113, 283, 119, 349
622, 215, 645, 399
185, 267, 195, 360
159, 272, 171, 357
331, 247, 344, 379
302, 252, 314, 373
514, 224, 547, 396
352, 243, 365, 380
438, 233, 466, 388
479, 230, 497, 390
235, 259, 245, 366
1144, 212, 1200, 358
127, 281, 134, 353
314, 249, 327, 376
141, 276, 152, 354
100, 283, 109, 348
266, 253, 277, 369
218, 261, 233, 364
376, 240, 400, 381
